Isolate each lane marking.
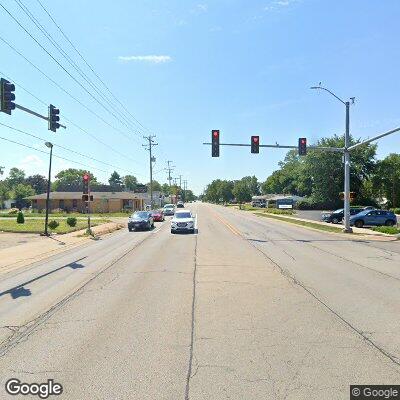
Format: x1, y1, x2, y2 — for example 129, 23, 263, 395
208, 208, 241, 237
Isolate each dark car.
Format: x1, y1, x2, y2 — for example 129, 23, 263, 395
176, 201, 184, 208
321, 208, 364, 224
150, 209, 164, 222
350, 210, 397, 228
128, 211, 154, 231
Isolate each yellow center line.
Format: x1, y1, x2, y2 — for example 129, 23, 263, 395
208, 208, 242, 237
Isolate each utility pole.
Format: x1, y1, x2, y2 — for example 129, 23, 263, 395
183, 180, 187, 202
166, 161, 175, 201
43, 142, 53, 236
178, 175, 182, 200
143, 135, 158, 209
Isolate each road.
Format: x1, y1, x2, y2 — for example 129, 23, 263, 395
0, 202, 399, 399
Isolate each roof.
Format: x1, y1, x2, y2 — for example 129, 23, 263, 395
26, 192, 146, 200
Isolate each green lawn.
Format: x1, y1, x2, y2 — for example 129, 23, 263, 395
0, 219, 110, 234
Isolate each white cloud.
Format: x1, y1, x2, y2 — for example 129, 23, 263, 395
118, 55, 172, 63
264, 0, 300, 10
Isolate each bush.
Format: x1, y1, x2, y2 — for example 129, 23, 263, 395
372, 226, 400, 235
48, 220, 59, 230
66, 217, 77, 227
8, 208, 19, 215
390, 208, 400, 215
16, 211, 25, 224
263, 208, 295, 215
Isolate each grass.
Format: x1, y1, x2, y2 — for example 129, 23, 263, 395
254, 212, 344, 233
240, 203, 296, 215
372, 226, 400, 235
0, 218, 110, 234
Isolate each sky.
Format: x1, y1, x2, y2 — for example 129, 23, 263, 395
0, 0, 400, 195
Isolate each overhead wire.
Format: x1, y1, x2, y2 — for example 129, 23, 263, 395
13, 0, 145, 136
0, 69, 143, 167
0, 122, 139, 174
0, 2, 142, 144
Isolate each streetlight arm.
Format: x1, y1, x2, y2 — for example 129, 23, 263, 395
310, 86, 346, 105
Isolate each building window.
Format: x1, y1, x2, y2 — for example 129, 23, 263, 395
123, 199, 133, 209
59, 200, 65, 209
72, 199, 78, 208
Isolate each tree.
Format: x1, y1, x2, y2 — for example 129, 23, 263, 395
54, 169, 98, 189
6, 167, 25, 188
232, 180, 252, 204
372, 154, 400, 207
204, 179, 234, 203
184, 190, 197, 202
12, 183, 35, 209
109, 171, 123, 187
0, 181, 10, 209
147, 180, 162, 192
241, 176, 260, 196
25, 174, 48, 194
161, 183, 170, 195
123, 175, 138, 191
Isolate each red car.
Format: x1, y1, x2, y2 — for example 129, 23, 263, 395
150, 210, 165, 222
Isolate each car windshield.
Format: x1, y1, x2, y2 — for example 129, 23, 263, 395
332, 209, 343, 214
175, 212, 192, 219
164, 204, 174, 208
133, 212, 149, 218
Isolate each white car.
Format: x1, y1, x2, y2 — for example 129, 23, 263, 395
163, 203, 175, 216
171, 210, 195, 234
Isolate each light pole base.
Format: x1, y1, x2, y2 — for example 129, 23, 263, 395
342, 227, 353, 233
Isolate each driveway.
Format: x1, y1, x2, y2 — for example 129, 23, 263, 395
0, 232, 42, 250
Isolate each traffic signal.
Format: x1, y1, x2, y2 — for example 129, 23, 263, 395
48, 104, 60, 132
211, 129, 219, 157
1, 78, 16, 115
298, 137, 307, 156
251, 136, 259, 154
83, 173, 90, 194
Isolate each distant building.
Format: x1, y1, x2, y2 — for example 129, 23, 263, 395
26, 191, 145, 213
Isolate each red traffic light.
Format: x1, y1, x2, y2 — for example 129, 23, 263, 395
253, 136, 259, 143
212, 130, 219, 138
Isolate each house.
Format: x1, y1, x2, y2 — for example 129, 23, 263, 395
26, 191, 145, 213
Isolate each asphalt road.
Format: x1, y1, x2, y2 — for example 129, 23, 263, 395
0, 203, 399, 399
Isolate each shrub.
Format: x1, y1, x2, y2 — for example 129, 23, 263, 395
8, 208, 19, 215
263, 208, 295, 215
66, 217, 77, 227
16, 211, 25, 224
372, 226, 400, 235
390, 208, 400, 215
48, 220, 59, 230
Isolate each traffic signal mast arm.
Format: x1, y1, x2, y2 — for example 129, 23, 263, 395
13, 103, 65, 129
204, 141, 343, 152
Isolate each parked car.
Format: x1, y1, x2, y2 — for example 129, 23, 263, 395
350, 210, 397, 228
251, 200, 266, 208
176, 201, 184, 208
128, 211, 154, 231
171, 210, 195, 234
163, 204, 175, 216
150, 209, 164, 222
321, 208, 364, 224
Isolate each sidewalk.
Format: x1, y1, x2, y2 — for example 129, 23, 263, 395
0, 221, 125, 275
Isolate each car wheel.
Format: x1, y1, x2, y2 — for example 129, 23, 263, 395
128, 227, 132, 232
171, 229, 175, 234
385, 220, 394, 227
332, 218, 339, 224
354, 220, 364, 228
190, 229, 195, 234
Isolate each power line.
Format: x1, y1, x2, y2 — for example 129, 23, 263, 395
0, 122, 137, 174
0, 134, 109, 173
35, 0, 153, 136
13, 0, 145, 137
0, 2, 141, 143
0, 34, 137, 145
0, 69, 143, 167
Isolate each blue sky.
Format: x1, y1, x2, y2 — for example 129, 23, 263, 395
1, 0, 399, 194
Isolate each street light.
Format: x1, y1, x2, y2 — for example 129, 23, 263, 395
44, 142, 53, 236
311, 85, 353, 233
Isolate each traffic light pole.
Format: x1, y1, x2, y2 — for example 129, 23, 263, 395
343, 101, 352, 233
44, 144, 53, 236
14, 104, 66, 129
